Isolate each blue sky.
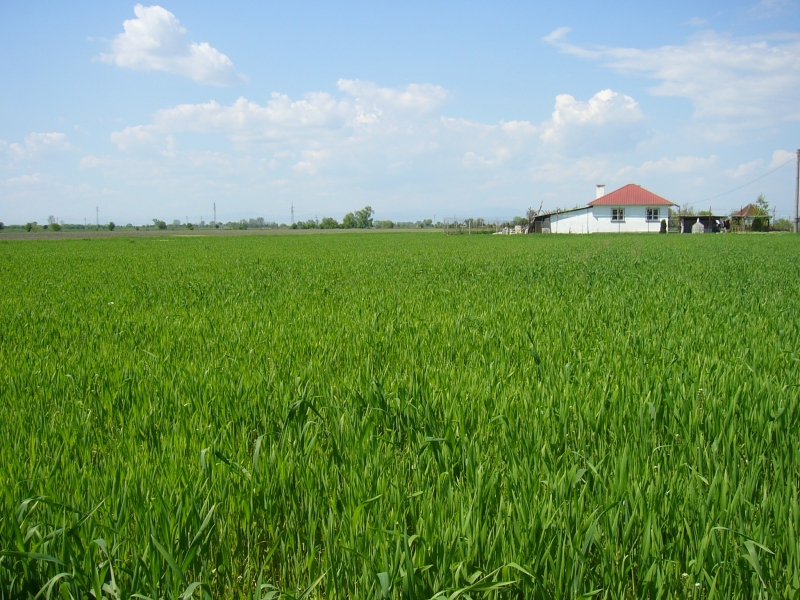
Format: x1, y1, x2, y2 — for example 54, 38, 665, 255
1, 1, 799, 225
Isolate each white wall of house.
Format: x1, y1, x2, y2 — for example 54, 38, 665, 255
549, 205, 667, 234
549, 208, 592, 234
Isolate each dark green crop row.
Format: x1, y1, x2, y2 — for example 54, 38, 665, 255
1, 232, 799, 599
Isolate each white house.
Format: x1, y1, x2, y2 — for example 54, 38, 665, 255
533, 184, 677, 234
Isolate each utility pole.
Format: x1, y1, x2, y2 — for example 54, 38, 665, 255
291, 203, 295, 225
213, 202, 217, 225
795, 149, 800, 234
96, 207, 99, 228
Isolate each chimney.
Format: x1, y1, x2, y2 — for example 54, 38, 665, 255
596, 184, 605, 199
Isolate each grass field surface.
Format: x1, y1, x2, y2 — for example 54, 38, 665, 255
1, 233, 799, 598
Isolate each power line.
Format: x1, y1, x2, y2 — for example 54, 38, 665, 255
696, 157, 795, 203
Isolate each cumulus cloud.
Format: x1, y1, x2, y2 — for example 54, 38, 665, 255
110, 125, 156, 151
726, 159, 764, 178
726, 149, 796, 178
7, 132, 71, 160
151, 93, 349, 140
540, 89, 645, 154
337, 79, 448, 113
98, 5, 246, 86
544, 28, 800, 132
770, 149, 796, 167
6, 173, 43, 185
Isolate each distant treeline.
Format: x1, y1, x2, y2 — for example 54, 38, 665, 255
1, 207, 533, 233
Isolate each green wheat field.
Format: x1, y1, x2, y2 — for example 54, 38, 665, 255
1, 232, 799, 599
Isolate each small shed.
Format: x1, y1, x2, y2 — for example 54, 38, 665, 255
730, 204, 771, 232
679, 215, 727, 233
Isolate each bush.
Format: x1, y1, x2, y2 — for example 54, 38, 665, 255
660, 219, 667, 234
153, 219, 167, 230
186, 223, 194, 230
25, 223, 34, 232
752, 217, 765, 232
773, 218, 792, 232
51, 223, 62, 231
108, 222, 116, 231
0, 222, 5, 230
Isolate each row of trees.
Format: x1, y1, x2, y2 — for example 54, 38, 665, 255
294, 206, 375, 230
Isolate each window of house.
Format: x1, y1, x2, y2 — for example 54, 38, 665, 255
646, 208, 660, 221
611, 208, 625, 222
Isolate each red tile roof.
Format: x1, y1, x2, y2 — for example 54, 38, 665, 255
731, 203, 767, 218
588, 184, 676, 207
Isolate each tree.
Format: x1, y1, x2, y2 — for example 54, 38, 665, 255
153, 219, 167, 230
0, 222, 4, 230
756, 193, 769, 214
660, 219, 667, 234
355, 206, 374, 228
341, 212, 357, 229
25, 222, 36, 232
51, 222, 62, 231
108, 222, 116, 231
320, 217, 339, 229
47, 215, 56, 226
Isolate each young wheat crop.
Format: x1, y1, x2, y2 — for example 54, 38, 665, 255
0, 233, 798, 598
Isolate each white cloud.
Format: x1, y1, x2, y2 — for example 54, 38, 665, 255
6, 173, 43, 185
7, 132, 71, 160
462, 148, 511, 168
150, 94, 349, 139
770, 149, 796, 167
98, 5, 246, 86
623, 155, 718, 176
749, 0, 796, 19
110, 125, 156, 151
337, 79, 448, 113
686, 17, 709, 27
726, 149, 796, 178
540, 89, 645, 153
726, 159, 764, 178
544, 28, 800, 132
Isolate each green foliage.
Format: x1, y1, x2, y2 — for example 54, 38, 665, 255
25, 222, 35, 232
320, 217, 339, 229
186, 222, 194, 230
108, 221, 116, 231
1, 234, 799, 598
153, 219, 167, 230
375, 220, 394, 229
341, 212, 357, 228
659, 219, 667, 234
0, 221, 4, 230
756, 193, 769, 213
774, 217, 792, 232
51, 222, 62, 231
342, 206, 375, 229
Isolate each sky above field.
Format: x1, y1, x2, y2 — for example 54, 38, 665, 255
1, 1, 799, 225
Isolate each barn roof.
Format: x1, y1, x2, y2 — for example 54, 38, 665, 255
588, 184, 676, 207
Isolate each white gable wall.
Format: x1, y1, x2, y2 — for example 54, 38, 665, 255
550, 205, 667, 234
